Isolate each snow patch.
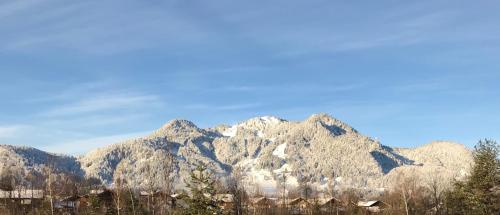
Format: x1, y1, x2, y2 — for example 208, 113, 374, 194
259, 116, 282, 125
257, 130, 264, 138
272, 143, 287, 159
273, 164, 299, 188
287, 176, 299, 187
237, 158, 277, 194
222, 116, 282, 139
273, 163, 291, 174
222, 126, 237, 137
237, 158, 299, 195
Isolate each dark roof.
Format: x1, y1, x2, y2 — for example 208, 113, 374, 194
288, 197, 311, 205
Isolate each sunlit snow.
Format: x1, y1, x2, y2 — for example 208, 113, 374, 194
222, 126, 237, 137
272, 143, 287, 159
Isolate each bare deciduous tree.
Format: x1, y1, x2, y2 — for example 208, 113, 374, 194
228, 166, 248, 215
113, 163, 132, 215
426, 170, 446, 214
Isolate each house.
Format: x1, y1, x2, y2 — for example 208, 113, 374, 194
316, 197, 343, 212
288, 197, 312, 214
357, 200, 389, 213
170, 193, 189, 209
54, 195, 88, 210
250, 197, 276, 215
68, 189, 116, 214
215, 194, 234, 210
140, 190, 162, 198
139, 190, 162, 204
55, 196, 77, 209
251, 197, 275, 208
89, 189, 105, 195
88, 189, 114, 210
0, 189, 44, 205
89, 189, 113, 199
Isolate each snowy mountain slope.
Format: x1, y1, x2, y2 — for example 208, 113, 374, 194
394, 141, 473, 170
212, 113, 415, 193
381, 141, 473, 188
80, 119, 229, 189
0, 144, 83, 179
0, 114, 473, 194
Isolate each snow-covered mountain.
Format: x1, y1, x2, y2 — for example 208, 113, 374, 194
0, 113, 473, 194
0, 144, 83, 179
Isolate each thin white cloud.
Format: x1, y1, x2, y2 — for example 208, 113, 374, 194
208, 83, 366, 94
44, 113, 150, 128
186, 103, 262, 111
0, 0, 206, 54
40, 131, 151, 155
0, 0, 44, 19
0, 125, 27, 139
25, 80, 115, 103
41, 93, 161, 117
1, 0, 494, 57
0, 81, 165, 152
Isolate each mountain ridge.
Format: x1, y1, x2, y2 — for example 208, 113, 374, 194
0, 113, 473, 195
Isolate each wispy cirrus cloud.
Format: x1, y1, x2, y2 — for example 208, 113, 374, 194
2, 0, 495, 58
43, 113, 150, 128
205, 83, 367, 94
1, 0, 499, 152
0, 125, 28, 139
0, 0, 206, 55
41, 93, 161, 117
25, 80, 114, 103
41, 131, 150, 155
186, 102, 262, 111
27, 79, 165, 119
0, 0, 45, 19
0, 79, 164, 150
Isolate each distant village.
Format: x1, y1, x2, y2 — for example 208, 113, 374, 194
0, 184, 389, 215
0, 163, 413, 215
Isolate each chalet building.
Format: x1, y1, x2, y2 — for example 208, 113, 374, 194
317, 197, 343, 213
89, 189, 114, 200
250, 197, 276, 215
0, 189, 44, 206
288, 197, 312, 214
54, 195, 89, 212
139, 190, 162, 207
170, 193, 189, 209
140, 190, 162, 199
87, 189, 114, 212
357, 200, 390, 213
55, 196, 79, 209
215, 194, 234, 210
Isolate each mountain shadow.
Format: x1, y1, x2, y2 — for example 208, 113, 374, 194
370, 151, 400, 174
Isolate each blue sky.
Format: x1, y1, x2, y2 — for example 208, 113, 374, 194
0, 0, 499, 155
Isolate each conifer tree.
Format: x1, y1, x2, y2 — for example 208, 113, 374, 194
445, 139, 499, 214
185, 165, 220, 215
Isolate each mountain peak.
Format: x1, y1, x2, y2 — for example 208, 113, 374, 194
148, 119, 201, 138
306, 113, 336, 122
218, 116, 285, 138
162, 119, 198, 129
306, 113, 357, 134
244, 116, 285, 125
